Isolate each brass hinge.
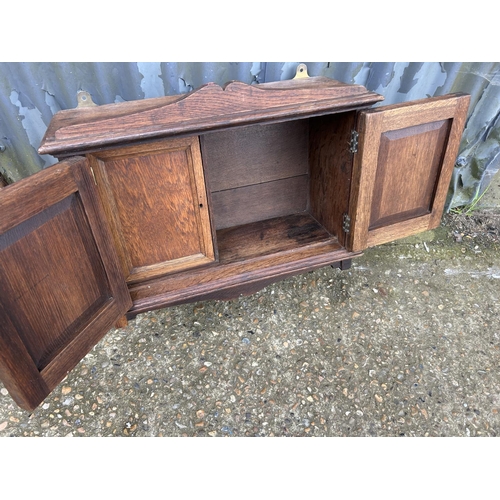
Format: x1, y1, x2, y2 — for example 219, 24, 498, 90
343, 213, 351, 233
349, 130, 359, 154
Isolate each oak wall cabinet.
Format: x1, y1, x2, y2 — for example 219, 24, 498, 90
0, 66, 470, 410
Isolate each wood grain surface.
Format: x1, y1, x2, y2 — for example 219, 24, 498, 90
1, 71, 473, 412
202, 120, 309, 192
309, 112, 357, 246
0, 157, 131, 411
216, 213, 333, 263
348, 94, 470, 252
210, 175, 309, 230
88, 137, 215, 283
39, 78, 383, 157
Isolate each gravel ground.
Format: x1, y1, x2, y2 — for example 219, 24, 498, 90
0, 213, 499, 437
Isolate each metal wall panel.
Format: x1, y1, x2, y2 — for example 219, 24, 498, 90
1, 62, 499, 208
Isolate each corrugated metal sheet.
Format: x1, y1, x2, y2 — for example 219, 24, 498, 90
1, 62, 499, 209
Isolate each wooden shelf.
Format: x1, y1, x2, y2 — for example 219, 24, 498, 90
217, 213, 335, 263
127, 214, 355, 316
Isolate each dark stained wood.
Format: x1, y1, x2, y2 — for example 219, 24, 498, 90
180, 276, 290, 302
142, 257, 351, 304
138, 212, 347, 304
38, 78, 384, 157
348, 93, 470, 252
217, 213, 333, 263
88, 137, 216, 283
0, 194, 110, 370
203, 120, 312, 231
0, 165, 76, 233
211, 175, 309, 230
309, 111, 357, 246
369, 120, 451, 229
127, 240, 360, 317
115, 316, 128, 329
0, 302, 50, 412
0, 157, 131, 411
202, 120, 309, 192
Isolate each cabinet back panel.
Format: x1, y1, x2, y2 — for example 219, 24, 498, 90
202, 120, 309, 192
211, 175, 309, 230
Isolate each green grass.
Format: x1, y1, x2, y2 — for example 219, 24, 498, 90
450, 184, 491, 215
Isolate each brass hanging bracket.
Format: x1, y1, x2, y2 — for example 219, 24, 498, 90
293, 63, 310, 79
76, 90, 97, 108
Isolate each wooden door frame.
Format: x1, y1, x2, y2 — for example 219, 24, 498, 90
347, 94, 470, 252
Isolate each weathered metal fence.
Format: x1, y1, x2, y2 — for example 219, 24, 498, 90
1, 62, 499, 208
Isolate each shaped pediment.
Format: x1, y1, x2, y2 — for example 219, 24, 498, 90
39, 77, 383, 156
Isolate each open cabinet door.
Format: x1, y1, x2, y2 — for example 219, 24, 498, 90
347, 93, 470, 252
0, 157, 131, 411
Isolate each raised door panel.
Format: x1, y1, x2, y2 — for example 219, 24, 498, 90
348, 94, 470, 252
87, 137, 216, 284
0, 158, 131, 411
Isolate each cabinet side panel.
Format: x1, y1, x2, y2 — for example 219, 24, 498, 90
309, 112, 356, 246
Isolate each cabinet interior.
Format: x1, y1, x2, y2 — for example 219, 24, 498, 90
200, 111, 356, 263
